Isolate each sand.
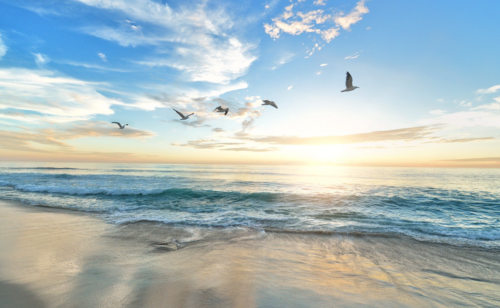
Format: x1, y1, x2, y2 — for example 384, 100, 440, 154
1, 199, 499, 308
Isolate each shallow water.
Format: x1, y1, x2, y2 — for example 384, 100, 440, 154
0, 163, 499, 249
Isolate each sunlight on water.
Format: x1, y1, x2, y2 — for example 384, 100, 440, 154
1, 162, 499, 248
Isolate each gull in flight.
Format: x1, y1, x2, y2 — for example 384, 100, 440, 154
341, 72, 359, 92
112, 122, 128, 129
214, 106, 229, 116
173, 108, 194, 120
262, 100, 278, 109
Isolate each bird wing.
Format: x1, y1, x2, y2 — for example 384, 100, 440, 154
187, 113, 194, 118
271, 102, 278, 109
173, 109, 185, 118
224, 108, 229, 115
346, 72, 353, 88
263, 100, 270, 104
111, 122, 121, 127
214, 106, 222, 111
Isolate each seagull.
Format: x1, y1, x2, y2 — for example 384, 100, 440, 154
173, 108, 194, 120
214, 106, 229, 116
262, 100, 278, 109
341, 72, 359, 92
112, 122, 128, 129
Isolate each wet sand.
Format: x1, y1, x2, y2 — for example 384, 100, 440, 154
0, 199, 499, 308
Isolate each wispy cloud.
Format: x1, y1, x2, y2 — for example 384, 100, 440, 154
97, 52, 107, 62
221, 146, 278, 152
320, 63, 328, 66
173, 139, 277, 152
429, 110, 446, 115
0, 34, 6, 59
440, 157, 500, 162
0, 68, 119, 122
288, 85, 293, 90
0, 121, 154, 154
32, 52, 49, 65
420, 109, 500, 128
344, 51, 361, 59
246, 126, 440, 146
57, 60, 129, 72
75, 0, 257, 84
136, 38, 256, 84
434, 137, 493, 143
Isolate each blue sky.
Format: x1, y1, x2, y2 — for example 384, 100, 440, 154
0, 0, 499, 166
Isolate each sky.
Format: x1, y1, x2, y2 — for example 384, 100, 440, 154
0, 0, 499, 167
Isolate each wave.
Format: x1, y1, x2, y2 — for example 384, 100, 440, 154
0, 183, 168, 196
4, 167, 84, 170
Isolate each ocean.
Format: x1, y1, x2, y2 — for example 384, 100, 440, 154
1, 162, 499, 250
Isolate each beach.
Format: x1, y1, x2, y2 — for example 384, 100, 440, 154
1, 198, 499, 307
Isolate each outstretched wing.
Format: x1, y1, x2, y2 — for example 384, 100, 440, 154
271, 102, 278, 109
214, 106, 221, 111
224, 108, 229, 115
263, 100, 271, 104
112, 122, 121, 127
187, 113, 194, 118
173, 109, 185, 118
346, 72, 353, 88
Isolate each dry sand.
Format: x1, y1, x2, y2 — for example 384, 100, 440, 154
1, 199, 499, 308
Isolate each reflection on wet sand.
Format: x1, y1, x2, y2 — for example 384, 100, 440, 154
0, 200, 499, 308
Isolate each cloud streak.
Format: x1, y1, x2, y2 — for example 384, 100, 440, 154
0, 121, 154, 154
247, 126, 440, 145
440, 157, 500, 162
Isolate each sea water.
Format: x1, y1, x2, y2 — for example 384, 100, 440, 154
1, 162, 499, 250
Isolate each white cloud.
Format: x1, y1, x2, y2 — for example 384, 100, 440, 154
137, 38, 256, 84
344, 51, 361, 59
0, 34, 6, 59
334, 0, 369, 30
32, 53, 49, 65
75, 0, 256, 84
477, 84, 500, 94
314, 0, 326, 5
288, 85, 293, 90
366, 26, 371, 30
316, 71, 322, 75
98, 52, 107, 62
0, 68, 121, 122
437, 98, 444, 102
264, 0, 368, 44
429, 110, 446, 115
472, 102, 500, 110
320, 63, 328, 66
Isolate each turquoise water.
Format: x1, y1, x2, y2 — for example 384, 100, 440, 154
1, 163, 499, 249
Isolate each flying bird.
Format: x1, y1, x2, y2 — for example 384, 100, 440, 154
173, 108, 194, 120
112, 122, 128, 129
214, 106, 229, 116
262, 100, 278, 109
341, 72, 359, 92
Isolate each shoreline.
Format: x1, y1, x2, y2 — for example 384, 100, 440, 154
1, 198, 500, 307
3, 197, 499, 253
